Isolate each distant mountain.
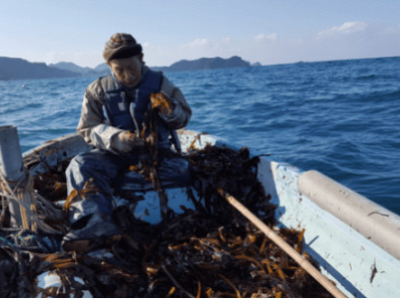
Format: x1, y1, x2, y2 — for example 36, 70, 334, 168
49, 62, 92, 75
152, 56, 252, 72
94, 63, 110, 73
50, 56, 252, 75
50, 62, 110, 77
0, 55, 255, 81
0, 57, 78, 80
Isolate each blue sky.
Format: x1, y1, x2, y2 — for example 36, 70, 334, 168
1, 0, 400, 68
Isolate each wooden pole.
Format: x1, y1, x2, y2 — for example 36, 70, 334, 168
0, 125, 32, 229
217, 188, 347, 298
0, 126, 24, 181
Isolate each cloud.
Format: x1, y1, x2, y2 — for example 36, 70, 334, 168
221, 37, 232, 43
317, 21, 368, 38
189, 38, 212, 46
253, 33, 278, 42
187, 37, 232, 48
142, 42, 151, 48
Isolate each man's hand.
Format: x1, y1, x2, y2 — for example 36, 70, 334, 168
113, 131, 144, 153
150, 93, 172, 115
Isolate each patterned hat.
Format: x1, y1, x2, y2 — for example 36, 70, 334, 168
103, 33, 142, 61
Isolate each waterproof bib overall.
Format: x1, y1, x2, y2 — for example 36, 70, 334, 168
65, 71, 190, 224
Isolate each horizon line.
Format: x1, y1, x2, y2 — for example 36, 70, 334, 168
1, 54, 400, 70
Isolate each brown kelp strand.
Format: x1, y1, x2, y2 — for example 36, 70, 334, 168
187, 145, 275, 226
32, 159, 70, 203
0, 145, 332, 297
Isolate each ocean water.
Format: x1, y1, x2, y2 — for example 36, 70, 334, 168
1, 56, 399, 214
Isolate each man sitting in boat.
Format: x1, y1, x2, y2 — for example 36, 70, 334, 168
62, 33, 192, 252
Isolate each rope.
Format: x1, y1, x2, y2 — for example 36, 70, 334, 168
0, 170, 62, 235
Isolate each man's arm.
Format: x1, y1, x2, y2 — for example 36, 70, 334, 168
156, 76, 192, 129
77, 80, 126, 152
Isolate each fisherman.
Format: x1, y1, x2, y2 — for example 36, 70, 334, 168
62, 33, 192, 252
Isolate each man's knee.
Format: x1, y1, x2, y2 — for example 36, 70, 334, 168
68, 193, 114, 224
66, 150, 119, 192
159, 157, 191, 185
66, 153, 88, 192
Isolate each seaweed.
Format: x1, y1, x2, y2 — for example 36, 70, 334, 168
0, 144, 332, 297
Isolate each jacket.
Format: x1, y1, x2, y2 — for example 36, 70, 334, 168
77, 65, 191, 153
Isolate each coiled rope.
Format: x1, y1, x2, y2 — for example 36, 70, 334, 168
0, 168, 63, 235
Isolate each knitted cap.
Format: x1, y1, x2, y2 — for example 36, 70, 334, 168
103, 33, 143, 61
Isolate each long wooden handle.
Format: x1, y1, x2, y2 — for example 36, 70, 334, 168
217, 189, 347, 298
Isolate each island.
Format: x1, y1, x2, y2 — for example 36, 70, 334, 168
152, 56, 252, 72
0, 56, 260, 81
0, 57, 77, 81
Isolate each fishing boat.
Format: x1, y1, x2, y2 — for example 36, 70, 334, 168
1, 126, 400, 298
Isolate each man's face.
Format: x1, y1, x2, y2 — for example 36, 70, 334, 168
108, 54, 143, 88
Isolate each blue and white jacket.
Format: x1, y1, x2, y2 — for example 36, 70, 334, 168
77, 65, 191, 153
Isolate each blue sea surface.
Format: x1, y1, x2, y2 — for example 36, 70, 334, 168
1, 56, 399, 214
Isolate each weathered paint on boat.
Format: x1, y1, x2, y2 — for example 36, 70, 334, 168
264, 162, 400, 297
23, 130, 400, 297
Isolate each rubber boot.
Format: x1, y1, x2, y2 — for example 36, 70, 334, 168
62, 213, 122, 253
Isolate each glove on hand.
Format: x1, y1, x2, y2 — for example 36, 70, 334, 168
150, 92, 172, 115
112, 131, 144, 153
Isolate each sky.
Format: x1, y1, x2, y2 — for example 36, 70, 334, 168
1, 0, 400, 68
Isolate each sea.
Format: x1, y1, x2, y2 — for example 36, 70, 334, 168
0, 56, 399, 214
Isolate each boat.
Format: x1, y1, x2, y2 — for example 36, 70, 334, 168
1, 127, 400, 297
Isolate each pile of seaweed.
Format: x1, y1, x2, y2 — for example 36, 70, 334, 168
0, 145, 331, 298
